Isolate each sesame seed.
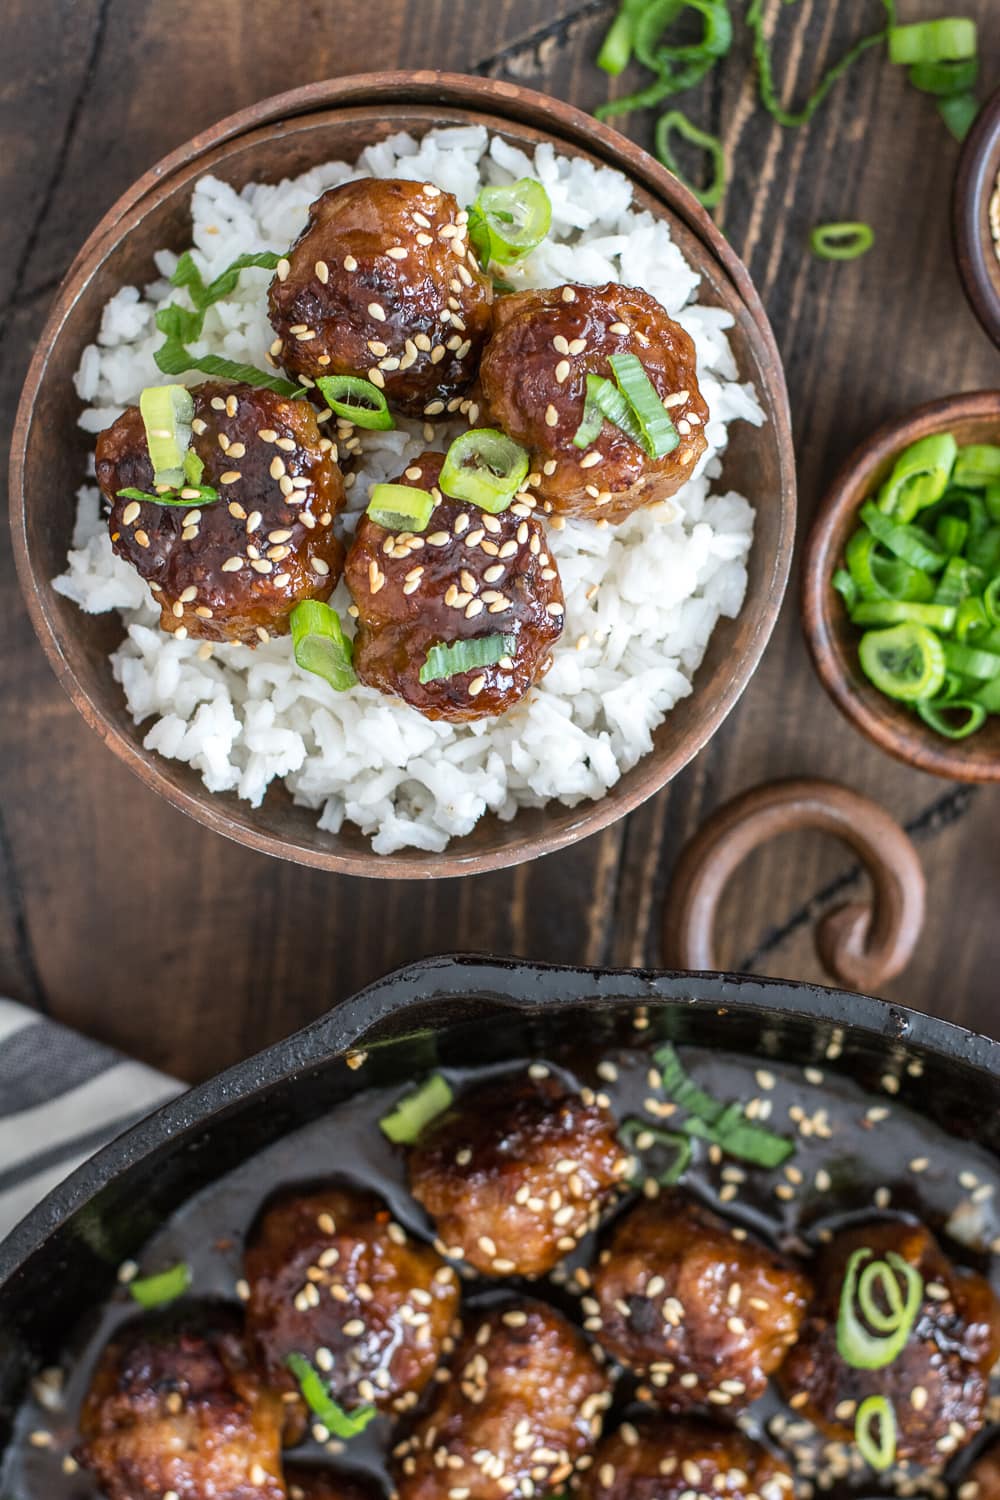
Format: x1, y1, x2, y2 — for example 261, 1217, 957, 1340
221, 556, 243, 572
121, 500, 141, 526
544, 404, 559, 427
134, 529, 149, 548
468, 674, 487, 697
579, 451, 602, 469
276, 257, 290, 281
562, 287, 576, 302
368, 302, 387, 321
315, 259, 329, 283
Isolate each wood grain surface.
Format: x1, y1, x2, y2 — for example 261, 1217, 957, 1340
3, 0, 999, 1080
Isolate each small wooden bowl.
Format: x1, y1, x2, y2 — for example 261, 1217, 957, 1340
10, 71, 795, 878
954, 85, 1000, 350
802, 391, 1000, 782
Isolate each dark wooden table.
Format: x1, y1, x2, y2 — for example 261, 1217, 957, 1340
3, 0, 998, 1081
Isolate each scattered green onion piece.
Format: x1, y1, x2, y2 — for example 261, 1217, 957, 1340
366, 484, 434, 534
183, 448, 205, 487
938, 91, 980, 140
596, 57, 715, 122
953, 445, 1000, 489
850, 600, 956, 629
619, 1117, 692, 1186
654, 110, 726, 209
379, 1074, 454, 1144
573, 376, 610, 450
467, 179, 552, 268
855, 1395, 897, 1472
634, 0, 733, 75
128, 1261, 192, 1308
170, 250, 285, 312
154, 335, 305, 397
858, 623, 946, 702
597, 1, 642, 74
439, 429, 529, 513
290, 601, 357, 693
419, 633, 517, 686
832, 568, 859, 611
836, 1248, 923, 1369
585, 373, 645, 447
809, 222, 874, 261
314, 375, 394, 431
877, 432, 957, 522
916, 697, 986, 738
117, 484, 219, 508
908, 57, 978, 96
943, 638, 1000, 679
655, 1042, 795, 1166
139, 384, 194, 488
746, 0, 895, 130
859, 502, 944, 572
609, 353, 680, 458
844, 529, 933, 603
286, 1354, 377, 1437
955, 596, 990, 641
888, 18, 977, 65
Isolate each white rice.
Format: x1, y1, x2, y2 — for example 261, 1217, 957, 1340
55, 126, 763, 855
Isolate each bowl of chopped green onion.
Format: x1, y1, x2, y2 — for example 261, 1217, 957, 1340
803, 392, 1000, 781
954, 85, 1000, 352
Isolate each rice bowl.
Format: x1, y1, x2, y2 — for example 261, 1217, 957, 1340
51, 123, 764, 857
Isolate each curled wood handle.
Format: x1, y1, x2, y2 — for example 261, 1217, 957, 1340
662, 778, 926, 991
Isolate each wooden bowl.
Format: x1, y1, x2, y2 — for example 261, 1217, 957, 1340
954, 85, 1000, 350
802, 390, 1000, 782
10, 71, 795, 878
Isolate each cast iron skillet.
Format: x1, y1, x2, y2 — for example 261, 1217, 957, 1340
1, 954, 999, 1458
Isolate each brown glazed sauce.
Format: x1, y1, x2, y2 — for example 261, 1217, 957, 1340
4, 1044, 999, 1499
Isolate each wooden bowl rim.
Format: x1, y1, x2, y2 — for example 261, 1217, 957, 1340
10, 71, 796, 878
801, 389, 1000, 784
953, 84, 1000, 351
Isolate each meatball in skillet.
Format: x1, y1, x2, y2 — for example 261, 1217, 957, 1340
268, 179, 493, 417
409, 1069, 627, 1275
344, 452, 564, 722
76, 1307, 285, 1500
778, 1218, 1000, 1466
97, 381, 345, 645
243, 1183, 459, 1425
286, 1467, 382, 1500
479, 283, 708, 523
393, 1299, 611, 1500
577, 1417, 795, 1500
589, 1191, 811, 1412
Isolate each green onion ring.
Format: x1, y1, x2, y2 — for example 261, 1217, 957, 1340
809, 222, 874, 261
129, 1261, 192, 1308
860, 502, 944, 572
285, 1354, 377, 1438
954, 445, 1000, 489
366, 483, 434, 534
439, 429, 529, 513
380, 1075, 454, 1144
858, 623, 947, 703
917, 697, 987, 738
855, 1395, 897, 1471
315, 375, 394, 431
290, 601, 357, 693
654, 110, 726, 209
943, 638, 1000, 679
844, 529, 933, 604
419, 633, 517, 686
877, 432, 957, 522
468, 179, 552, 268
836, 1248, 924, 1368
634, 0, 733, 74
888, 18, 977, 65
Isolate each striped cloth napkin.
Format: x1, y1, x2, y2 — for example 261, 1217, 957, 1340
0, 999, 184, 1243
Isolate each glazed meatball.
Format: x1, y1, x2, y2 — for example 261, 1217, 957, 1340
344, 452, 563, 722
409, 1069, 628, 1275
589, 1191, 811, 1411
76, 1309, 285, 1500
965, 1443, 1000, 1500
286, 1467, 382, 1500
97, 381, 345, 644
268, 179, 493, 417
479, 283, 708, 523
393, 1300, 611, 1500
577, 1418, 795, 1500
243, 1183, 459, 1421
778, 1218, 1000, 1467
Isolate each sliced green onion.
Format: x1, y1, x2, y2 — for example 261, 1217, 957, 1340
139, 384, 194, 488
954, 445, 1000, 489
573, 376, 610, 450
936, 516, 969, 557
117, 484, 219, 508
654, 110, 726, 209
844, 529, 933, 603
859, 502, 944, 572
851, 600, 955, 629
619, 1117, 692, 1186
418, 633, 516, 686
888, 18, 977, 65
439, 429, 529, 513
290, 601, 357, 692
934, 555, 976, 605
908, 57, 978, 96
128, 1261, 192, 1308
655, 1042, 795, 1167
916, 697, 986, 738
836, 1248, 923, 1368
858, 623, 946, 702
855, 1395, 897, 1472
597, 0, 644, 74
747, 0, 894, 129
154, 306, 305, 398
833, 568, 859, 611
634, 0, 733, 75
809, 222, 874, 261
983, 576, 1000, 626
468, 179, 552, 268
877, 432, 957, 522
315, 374, 394, 431
171, 249, 284, 312
379, 1074, 454, 1144
985, 482, 1000, 522
581, 372, 644, 448
183, 447, 205, 487
286, 1353, 377, 1438
596, 57, 715, 121
943, 638, 1000, 679
938, 91, 980, 140
967, 526, 1000, 574
609, 353, 680, 459
955, 596, 990, 641
366, 484, 434, 534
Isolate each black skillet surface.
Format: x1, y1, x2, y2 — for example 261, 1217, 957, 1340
1, 955, 999, 1476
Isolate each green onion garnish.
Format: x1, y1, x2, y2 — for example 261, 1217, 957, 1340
877, 432, 958, 523
467, 179, 552, 269
855, 1395, 897, 1471
747, 0, 894, 129
171, 249, 285, 312
315, 375, 394, 431
285, 1353, 377, 1438
809, 222, 874, 261
888, 17, 977, 65
117, 484, 219, 508
916, 697, 986, 738
858, 622, 946, 702
366, 483, 434, 534
379, 1074, 454, 1144
609, 353, 680, 459
595, 0, 729, 118
655, 1043, 795, 1167
439, 430, 529, 514
574, 373, 643, 450
128, 1261, 192, 1308
907, 57, 978, 96
418, 633, 517, 686
619, 1117, 691, 1186
654, 110, 726, 210
290, 601, 357, 692
938, 91, 980, 141
836, 1247, 924, 1368
953, 445, 1000, 489
139, 384, 194, 487
858, 502, 944, 573
851, 601, 956, 630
